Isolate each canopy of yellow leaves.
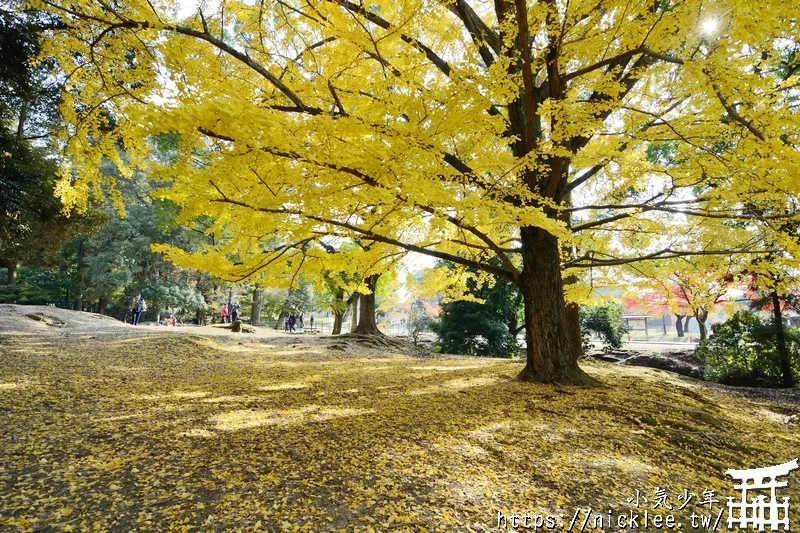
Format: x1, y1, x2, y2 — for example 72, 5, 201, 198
27, 0, 800, 293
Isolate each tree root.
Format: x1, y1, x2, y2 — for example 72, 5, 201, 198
516, 364, 600, 386
212, 320, 255, 333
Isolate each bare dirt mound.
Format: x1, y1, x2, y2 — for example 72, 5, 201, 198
0, 304, 127, 335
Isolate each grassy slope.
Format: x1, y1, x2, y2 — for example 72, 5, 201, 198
0, 332, 798, 532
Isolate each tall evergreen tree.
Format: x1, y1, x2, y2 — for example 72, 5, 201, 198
0, 7, 80, 285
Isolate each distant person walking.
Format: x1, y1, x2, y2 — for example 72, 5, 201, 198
309, 314, 314, 331
231, 303, 239, 322
298, 313, 304, 330
131, 293, 145, 326
288, 314, 296, 333
221, 304, 229, 324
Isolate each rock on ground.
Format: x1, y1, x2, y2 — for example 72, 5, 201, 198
622, 353, 703, 379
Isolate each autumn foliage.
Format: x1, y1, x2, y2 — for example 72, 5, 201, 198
27, 0, 800, 382
1, 329, 798, 530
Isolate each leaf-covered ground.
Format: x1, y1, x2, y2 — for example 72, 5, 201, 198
1, 328, 798, 532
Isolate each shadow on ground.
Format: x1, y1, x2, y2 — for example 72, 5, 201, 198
0, 327, 798, 531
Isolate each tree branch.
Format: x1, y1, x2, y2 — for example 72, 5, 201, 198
197, 127, 521, 281
710, 81, 766, 142
43, 2, 324, 115
572, 204, 798, 233
567, 247, 770, 268
207, 196, 517, 282
448, 0, 500, 67
329, 0, 452, 78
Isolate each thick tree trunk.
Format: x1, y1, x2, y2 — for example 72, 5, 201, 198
251, 288, 261, 326
675, 314, 685, 337
559, 271, 583, 352
565, 301, 582, 350
332, 311, 344, 335
772, 292, 795, 388
557, 194, 584, 362
97, 295, 108, 315
516, 229, 593, 384
352, 274, 382, 335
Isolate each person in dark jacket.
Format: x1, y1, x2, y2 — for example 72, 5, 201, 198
131, 294, 140, 325
132, 293, 145, 325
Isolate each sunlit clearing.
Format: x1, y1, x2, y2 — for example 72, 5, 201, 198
408, 377, 500, 396
210, 406, 375, 431
257, 381, 310, 391
133, 390, 210, 401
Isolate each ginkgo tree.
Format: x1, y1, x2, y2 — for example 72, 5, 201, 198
31, 0, 800, 383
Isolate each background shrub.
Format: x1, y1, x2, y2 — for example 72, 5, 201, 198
580, 302, 628, 350
695, 310, 800, 387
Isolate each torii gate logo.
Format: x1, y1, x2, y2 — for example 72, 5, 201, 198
726, 459, 798, 531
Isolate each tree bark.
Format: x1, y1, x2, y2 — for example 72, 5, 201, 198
16, 101, 28, 139
332, 311, 344, 335
508, 291, 522, 336
516, 229, 594, 384
352, 274, 383, 335
696, 318, 707, 341
560, 270, 583, 352
565, 301, 582, 351
251, 287, 261, 325
675, 314, 685, 337
330, 288, 347, 335
694, 307, 708, 341
3, 261, 17, 286
771, 292, 795, 388
97, 295, 108, 315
